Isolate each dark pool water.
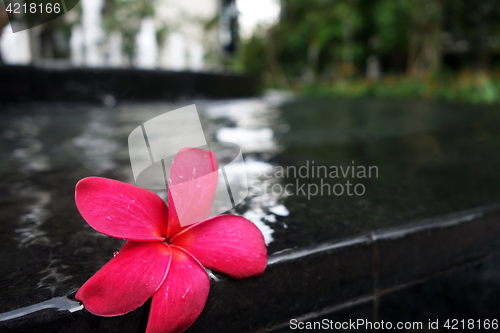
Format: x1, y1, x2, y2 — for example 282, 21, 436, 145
1, 95, 500, 320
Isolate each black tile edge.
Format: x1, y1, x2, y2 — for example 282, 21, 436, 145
0, 65, 261, 103
255, 295, 374, 333
259, 252, 500, 333
375, 203, 500, 290
251, 202, 500, 332
373, 203, 500, 242
188, 237, 374, 333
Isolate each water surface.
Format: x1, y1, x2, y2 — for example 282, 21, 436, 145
1, 95, 500, 316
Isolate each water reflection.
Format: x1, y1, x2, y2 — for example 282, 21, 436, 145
269, 204, 290, 217
15, 186, 51, 248
201, 92, 294, 245
9, 116, 50, 173
0, 96, 296, 320
242, 207, 275, 244
38, 257, 74, 295
204, 92, 292, 153
73, 110, 119, 174
2, 115, 53, 248
0, 296, 83, 322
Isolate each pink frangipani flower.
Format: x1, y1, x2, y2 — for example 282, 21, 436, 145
74, 148, 267, 333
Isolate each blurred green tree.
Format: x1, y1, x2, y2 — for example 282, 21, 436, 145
447, 0, 500, 70
102, 0, 157, 60
236, 0, 500, 92
406, 0, 443, 75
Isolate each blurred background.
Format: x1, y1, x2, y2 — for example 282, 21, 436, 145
0, 0, 278, 71
2, 0, 500, 103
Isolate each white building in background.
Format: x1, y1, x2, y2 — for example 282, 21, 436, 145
81, 0, 105, 67
0, 0, 280, 70
156, 0, 280, 71
237, 0, 280, 39
72, 0, 221, 70
0, 23, 32, 65
156, 0, 219, 71
74, 0, 279, 71
135, 17, 159, 69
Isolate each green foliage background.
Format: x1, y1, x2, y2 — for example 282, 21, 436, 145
102, 0, 156, 59
234, 0, 500, 103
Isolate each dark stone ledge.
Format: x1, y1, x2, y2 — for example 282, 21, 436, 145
2, 203, 499, 332
2, 97, 500, 332
0, 65, 260, 104
375, 204, 500, 290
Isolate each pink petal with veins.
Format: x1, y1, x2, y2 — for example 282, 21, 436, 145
146, 246, 210, 333
76, 177, 167, 241
172, 215, 267, 279
167, 148, 219, 235
76, 241, 171, 316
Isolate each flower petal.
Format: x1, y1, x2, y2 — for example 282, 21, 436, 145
166, 148, 219, 235
171, 215, 268, 279
146, 246, 210, 333
76, 241, 171, 316
76, 177, 167, 241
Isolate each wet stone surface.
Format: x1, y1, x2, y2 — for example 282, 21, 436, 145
1, 96, 500, 331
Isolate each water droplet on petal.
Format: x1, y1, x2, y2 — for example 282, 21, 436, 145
113, 251, 119, 257
107, 217, 113, 221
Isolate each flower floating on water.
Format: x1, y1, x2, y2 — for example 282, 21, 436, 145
75, 148, 267, 333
